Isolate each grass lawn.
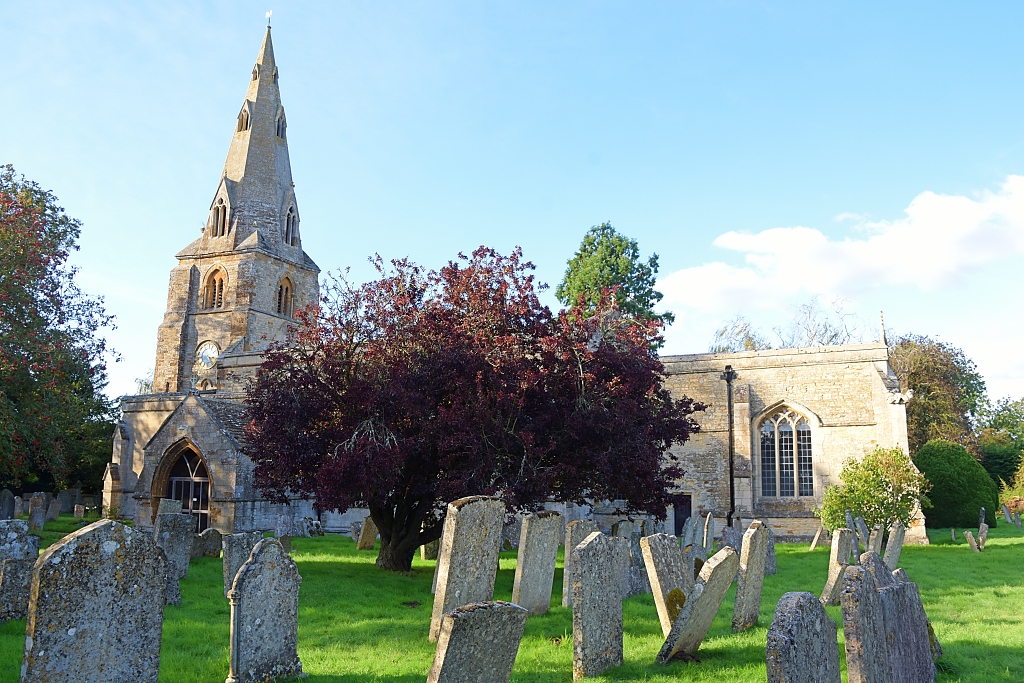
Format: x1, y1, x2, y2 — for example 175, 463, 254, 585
0, 517, 1021, 681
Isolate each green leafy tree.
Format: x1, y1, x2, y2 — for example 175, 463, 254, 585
981, 396, 1024, 445
556, 222, 673, 324
817, 446, 930, 532
978, 429, 1021, 488
913, 439, 998, 527
0, 165, 116, 488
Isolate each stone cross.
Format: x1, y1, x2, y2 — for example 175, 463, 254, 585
702, 513, 715, 554
20, 520, 166, 683
27, 506, 44, 532
426, 601, 528, 683
225, 538, 303, 683
357, 516, 378, 550
732, 520, 768, 631
157, 497, 183, 515
511, 511, 562, 615
839, 566, 889, 683
882, 522, 905, 569
0, 490, 13, 520
430, 496, 505, 642
963, 530, 980, 553
223, 531, 263, 597
154, 512, 198, 606
44, 499, 62, 522
766, 592, 841, 683
640, 533, 693, 637
571, 531, 629, 679
562, 519, 599, 607
819, 528, 855, 606
657, 546, 739, 663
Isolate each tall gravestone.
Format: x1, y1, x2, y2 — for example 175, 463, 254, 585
13, 496, 22, 518
223, 531, 263, 598
511, 511, 561, 615
44, 499, 62, 522
426, 601, 528, 683
154, 513, 197, 606
0, 520, 41, 622
657, 546, 740, 664
356, 516, 378, 550
702, 513, 716, 554
562, 519, 599, 607
28, 506, 45, 532
640, 533, 692, 637
1002, 504, 1013, 524
840, 566, 890, 683
0, 490, 13, 520
225, 538, 303, 683
765, 527, 777, 575
820, 528, 855, 606
977, 523, 989, 550
765, 591, 841, 683
883, 522, 905, 569
57, 490, 72, 514
20, 520, 166, 683
430, 496, 505, 642
571, 531, 629, 679
732, 520, 768, 631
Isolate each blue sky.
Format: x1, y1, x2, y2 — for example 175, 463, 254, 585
4, 2, 1024, 400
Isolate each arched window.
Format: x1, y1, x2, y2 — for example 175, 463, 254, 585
276, 278, 293, 317
759, 409, 813, 498
203, 269, 227, 310
237, 107, 250, 132
210, 198, 228, 236
275, 114, 287, 139
252, 65, 260, 81
283, 207, 298, 246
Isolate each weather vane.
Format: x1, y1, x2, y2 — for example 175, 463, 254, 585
266, 10, 272, 27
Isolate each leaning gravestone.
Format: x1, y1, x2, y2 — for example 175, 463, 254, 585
657, 546, 740, 663
809, 525, 824, 551
977, 523, 989, 550
511, 511, 562, 615
430, 496, 505, 642
357, 516, 378, 550
641, 533, 693, 637
0, 490, 13, 520
44, 499, 62, 522
154, 513, 197, 606
702, 513, 716, 554
562, 519, 599, 607
766, 591, 841, 683
840, 566, 889, 683
225, 538, 303, 683
28, 506, 45, 532
854, 516, 871, 554
20, 520, 166, 683
1002, 504, 1013, 525
157, 497, 182, 515
963, 530, 980, 553
426, 601, 528, 683
820, 528, 856, 606
883, 522, 905, 569
732, 520, 768, 631
765, 527, 777, 575
571, 531, 630, 679
845, 510, 858, 547
222, 531, 263, 598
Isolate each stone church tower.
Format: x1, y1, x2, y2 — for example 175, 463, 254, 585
103, 28, 319, 532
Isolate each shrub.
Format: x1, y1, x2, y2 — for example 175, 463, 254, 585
999, 457, 1024, 514
817, 446, 930, 532
913, 439, 998, 527
979, 429, 1022, 486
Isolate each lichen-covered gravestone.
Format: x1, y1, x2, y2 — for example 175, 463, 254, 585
27, 506, 44, 532
809, 525, 824, 551
426, 601, 528, 683
766, 592, 841, 683
571, 531, 630, 679
73, 505, 85, 520
883, 522, 905, 569
20, 520, 167, 683
350, 520, 363, 543
702, 513, 716, 554
820, 528, 855, 606
0, 490, 13, 520
732, 520, 768, 631
640, 533, 692, 637
860, 555, 936, 682
197, 528, 222, 557
977, 523, 989, 550
44, 500, 61, 522
13, 497, 22, 518
963, 530, 980, 553
157, 497, 182, 515
840, 566, 890, 683
0, 520, 41, 622
357, 516, 378, 550
562, 519, 599, 607
421, 538, 440, 561
721, 526, 742, 550
430, 496, 505, 642
511, 511, 562, 615
765, 527, 777, 575
656, 546, 739, 664
154, 512, 197, 605
1002, 504, 1013, 524
223, 531, 263, 598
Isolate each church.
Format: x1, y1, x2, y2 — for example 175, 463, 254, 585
104, 28, 926, 543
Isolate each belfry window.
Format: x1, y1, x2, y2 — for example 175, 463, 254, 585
203, 269, 226, 310
759, 409, 813, 498
237, 107, 250, 132
276, 114, 287, 139
283, 207, 298, 246
276, 279, 293, 317
210, 198, 228, 236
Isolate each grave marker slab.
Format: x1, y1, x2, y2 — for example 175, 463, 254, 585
349, 520, 363, 542
421, 538, 440, 561
73, 505, 85, 520
878, 578, 935, 683
511, 511, 561, 615
13, 497, 22, 518
1002, 504, 1013, 525
978, 507, 986, 528
57, 490, 71, 514
883, 523, 905, 569
845, 510, 858, 547
732, 520, 768, 631
858, 552, 895, 590
820, 528, 856, 606
223, 531, 263, 597
562, 519, 599, 607
0, 559, 33, 622
854, 517, 871, 554
657, 546, 739, 663
622, 530, 651, 598
702, 513, 716, 554
27, 507, 44, 532
1014, 511, 1021, 529
977, 523, 989, 550
157, 497, 182, 515
426, 601, 528, 683
356, 516, 378, 550
0, 520, 39, 561
840, 566, 889, 683
766, 591, 841, 683
154, 512, 197, 606
571, 532, 629, 679
44, 499, 61, 522
0, 490, 13, 520
199, 528, 222, 557
809, 525, 823, 552
640, 533, 692, 637
963, 530, 980, 553
721, 526, 742, 550
765, 527, 777, 575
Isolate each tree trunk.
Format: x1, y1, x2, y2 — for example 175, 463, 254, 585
375, 536, 418, 572
372, 502, 444, 572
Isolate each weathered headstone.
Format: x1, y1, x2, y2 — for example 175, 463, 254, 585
721, 526, 742, 550
845, 510, 858, 548
28, 506, 44, 531
349, 520, 363, 542
732, 520, 768, 631
876, 574, 935, 682
766, 591, 841, 683
73, 504, 85, 520
502, 514, 525, 551
57, 490, 71, 514
867, 526, 884, 554
511, 511, 561, 615
421, 538, 440, 560
640, 533, 692, 637
28, 494, 44, 513
820, 528, 855, 606
0, 559, 34, 622
765, 527, 777, 575
883, 522, 905, 569
809, 525, 823, 552
0, 490, 13, 520
154, 512, 197, 606
13, 496, 22, 518
963, 530, 980, 553
223, 531, 263, 597
426, 601, 528, 683
621, 530, 651, 598
20, 520, 166, 683
225, 538, 303, 683
44, 499, 61, 522
571, 531, 630, 679
199, 527, 222, 557
950, 528, 956, 541
562, 518, 599, 607
858, 551, 895, 590
657, 546, 740, 663
854, 516, 871, 555
702, 513, 716, 554
356, 516, 378, 550
977, 523, 989, 550
274, 514, 293, 539
0, 520, 39, 560
840, 566, 889, 683
1002, 504, 1013, 524
157, 497, 182, 515
430, 496, 505, 642
1014, 511, 1022, 529
978, 506, 986, 528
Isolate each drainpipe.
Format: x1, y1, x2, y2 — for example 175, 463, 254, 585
721, 365, 738, 528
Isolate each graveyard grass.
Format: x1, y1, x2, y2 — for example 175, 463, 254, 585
0, 519, 1021, 681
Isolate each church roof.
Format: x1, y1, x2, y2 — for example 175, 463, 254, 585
199, 396, 251, 448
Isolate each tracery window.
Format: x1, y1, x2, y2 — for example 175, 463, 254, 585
283, 207, 298, 246
203, 269, 226, 310
276, 278, 293, 317
759, 409, 814, 498
210, 198, 228, 236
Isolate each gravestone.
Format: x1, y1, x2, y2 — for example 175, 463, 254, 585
640, 533, 692, 637
57, 490, 71, 514
28, 506, 44, 531
963, 530, 980, 553
702, 513, 716, 554
657, 546, 740, 663
274, 514, 293, 538
157, 497, 182, 515
20, 520, 166, 683
1002, 504, 1013, 524
1016, 511, 1022, 529
840, 566, 889, 683
225, 538, 303, 683
511, 511, 562, 615
765, 527, 777, 575
950, 528, 956, 541
154, 512, 197, 606
876, 573, 935, 682
571, 531, 630, 679
73, 504, 85, 520
44, 499, 61, 522
223, 531, 263, 597
820, 528, 856, 606
845, 510, 858, 548
502, 515, 525, 551
883, 522, 905, 569
0, 490, 13, 520
622, 531, 651, 598
350, 520, 363, 542
430, 496, 505, 642
809, 525, 823, 551
867, 526, 884, 554
426, 601, 528, 683
28, 494, 44, 513
198, 528, 222, 557
721, 526, 742, 550
13, 496, 22, 518
858, 551, 895, 590
854, 516, 871, 555
977, 523, 989, 550
421, 538, 440, 560
0, 520, 41, 622
0, 520, 39, 560
562, 518, 599, 607
978, 507, 986, 528
732, 520, 768, 631
356, 516, 378, 550
766, 591, 841, 683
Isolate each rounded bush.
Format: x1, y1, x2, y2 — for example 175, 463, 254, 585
914, 439, 998, 528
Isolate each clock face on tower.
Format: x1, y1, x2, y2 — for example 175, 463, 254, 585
196, 341, 220, 369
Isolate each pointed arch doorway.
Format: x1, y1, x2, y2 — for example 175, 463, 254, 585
163, 444, 211, 531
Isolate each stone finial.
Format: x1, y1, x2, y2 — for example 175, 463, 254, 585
563, 519, 599, 607
511, 511, 561, 615
766, 592, 841, 683
426, 601, 528, 683
571, 531, 630, 679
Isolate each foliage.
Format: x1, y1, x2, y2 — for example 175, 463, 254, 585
0, 165, 116, 488
135, 368, 154, 395
998, 457, 1024, 514
913, 439, 998, 527
708, 297, 867, 353
555, 222, 673, 324
245, 247, 703, 572
817, 446, 930, 532
888, 335, 987, 455
708, 315, 772, 353
978, 429, 1022, 488
980, 395, 1024, 446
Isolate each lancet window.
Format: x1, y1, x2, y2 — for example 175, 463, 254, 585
759, 408, 814, 498
276, 279, 293, 317
210, 198, 228, 237
283, 207, 298, 246
276, 114, 287, 139
237, 107, 250, 132
203, 269, 227, 310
